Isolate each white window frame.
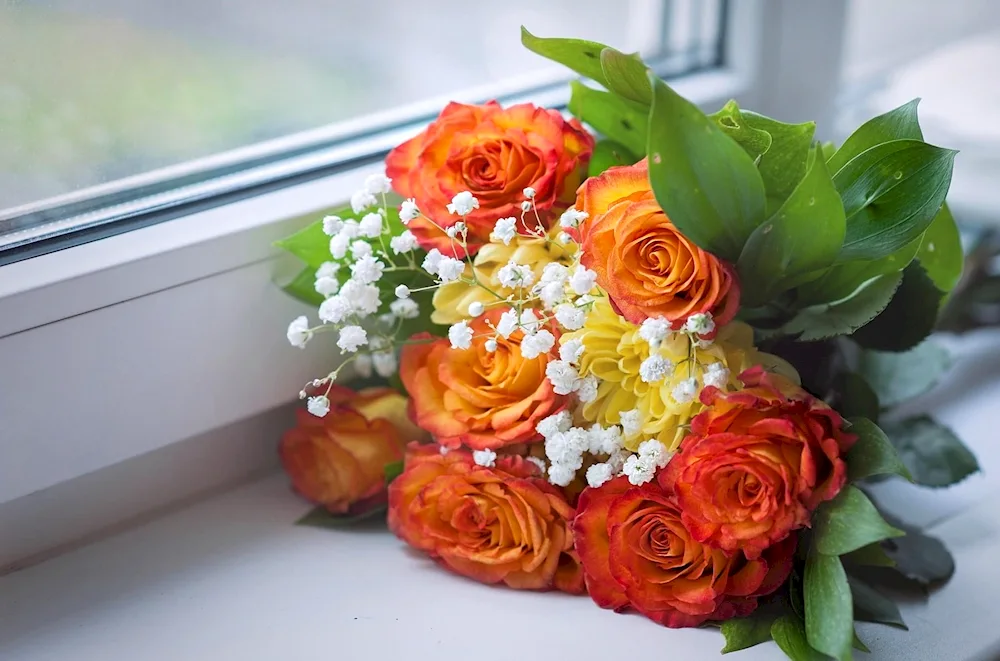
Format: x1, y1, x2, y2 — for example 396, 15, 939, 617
0, 0, 848, 570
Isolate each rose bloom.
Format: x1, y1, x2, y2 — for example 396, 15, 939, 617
661, 367, 857, 560
388, 444, 584, 593
430, 226, 574, 325
280, 387, 429, 514
400, 309, 565, 450
574, 477, 794, 627
576, 160, 738, 326
386, 101, 593, 255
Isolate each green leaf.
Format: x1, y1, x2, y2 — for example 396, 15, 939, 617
720, 616, 776, 653
848, 576, 907, 629
856, 340, 952, 408
295, 503, 387, 528
520, 27, 610, 86
813, 485, 905, 555
599, 48, 652, 105
275, 219, 336, 269
281, 265, 325, 307
383, 460, 404, 485
852, 262, 944, 352
737, 148, 845, 304
853, 630, 871, 653
771, 616, 828, 661
844, 542, 896, 568
804, 552, 853, 661
880, 519, 955, 585
709, 101, 773, 164
568, 81, 648, 155
587, 139, 639, 177
647, 73, 767, 261
834, 139, 956, 262
846, 417, 912, 482
827, 99, 923, 174
782, 271, 903, 341
710, 103, 816, 214
835, 372, 880, 421
917, 202, 963, 294
883, 416, 980, 487
821, 141, 837, 162
796, 234, 920, 306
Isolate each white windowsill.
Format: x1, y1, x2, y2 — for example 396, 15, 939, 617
2, 328, 1000, 659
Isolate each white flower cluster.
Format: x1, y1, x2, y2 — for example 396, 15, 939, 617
285, 172, 431, 416
633, 311, 723, 405
536, 410, 672, 488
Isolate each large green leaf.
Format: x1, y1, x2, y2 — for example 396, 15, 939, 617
880, 518, 956, 585
520, 27, 610, 86
782, 271, 903, 341
771, 616, 828, 661
587, 139, 639, 177
275, 219, 335, 269
710, 102, 815, 214
917, 202, 963, 294
568, 81, 648, 155
883, 416, 980, 487
813, 485, 904, 555
846, 417, 912, 482
796, 234, 920, 306
281, 265, 326, 307
709, 101, 773, 164
852, 262, 943, 352
804, 552, 853, 661
647, 73, 767, 261
737, 148, 845, 304
848, 576, 907, 629
720, 616, 775, 653
827, 99, 923, 174
834, 139, 956, 262
599, 48, 652, 105
856, 340, 951, 408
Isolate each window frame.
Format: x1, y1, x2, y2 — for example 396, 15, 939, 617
0, 0, 849, 568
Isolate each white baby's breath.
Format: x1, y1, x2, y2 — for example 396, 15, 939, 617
390, 298, 420, 320
436, 257, 465, 283
491, 217, 518, 245
448, 321, 474, 350
351, 189, 377, 214
337, 325, 368, 353
286, 316, 311, 348
472, 448, 497, 468
307, 395, 330, 418
364, 173, 392, 195
569, 266, 597, 295
394, 284, 410, 299
322, 215, 343, 236
447, 191, 479, 216
399, 199, 420, 224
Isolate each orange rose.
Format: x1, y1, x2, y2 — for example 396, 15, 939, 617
386, 101, 593, 256
388, 444, 584, 593
661, 367, 856, 560
279, 386, 428, 514
577, 160, 739, 327
400, 309, 565, 450
574, 477, 794, 628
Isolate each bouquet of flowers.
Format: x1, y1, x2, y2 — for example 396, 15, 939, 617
275, 28, 977, 660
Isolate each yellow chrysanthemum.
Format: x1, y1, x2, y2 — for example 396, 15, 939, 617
430, 230, 575, 325
563, 298, 798, 451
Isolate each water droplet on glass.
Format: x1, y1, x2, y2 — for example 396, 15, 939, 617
808, 197, 816, 206
894, 171, 903, 180
926, 242, 935, 252
652, 153, 662, 164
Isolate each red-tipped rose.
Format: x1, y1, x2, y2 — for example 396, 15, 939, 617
662, 367, 857, 559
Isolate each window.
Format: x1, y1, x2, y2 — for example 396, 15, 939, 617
0, 0, 726, 262
837, 0, 1000, 225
